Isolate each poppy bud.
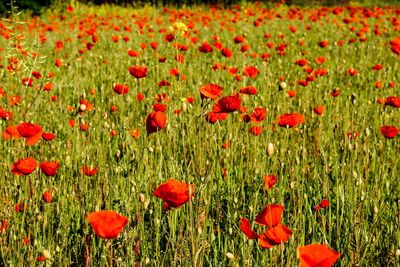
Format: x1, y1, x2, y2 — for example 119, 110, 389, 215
79, 104, 87, 112
42, 249, 51, 260
181, 102, 187, 112
267, 143, 274, 156
279, 82, 287, 90
225, 252, 235, 260
115, 150, 121, 159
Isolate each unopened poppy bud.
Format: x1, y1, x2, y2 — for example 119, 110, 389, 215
42, 249, 51, 260
79, 104, 87, 112
115, 150, 121, 159
225, 252, 235, 260
267, 143, 274, 156
279, 82, 287, 90
181, 102, 187, 112
139, 193, 145, 203
396, 249, 400, 257
365, 127, 370, 137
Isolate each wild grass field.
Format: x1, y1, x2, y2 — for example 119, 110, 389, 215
0, 1, 399, 266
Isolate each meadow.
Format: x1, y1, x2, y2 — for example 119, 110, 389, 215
0, 1, 399, 266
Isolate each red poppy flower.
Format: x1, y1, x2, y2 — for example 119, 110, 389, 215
205, 112, 229, 124
234, 36, 245, 43
153, 103, 167, 112
42, 190, 54, 203
2, 125, 21, 140
113, 84, 129, 95
314, 56, 325, 65
372, 64, 383, 71
22, 77, 34, 87
313, 105, 325, 115
11, 158, 37, 176
295, 59, 308, 67
385, 96, 400, 108
0, 107, 13, 120
298, 80, 308, 87
130, 129, 140, 139
87, 210, 129, 239
0, 219, 7, 233
298, 244, 341, 267
212, 95, 241, 113
81, 166, 98, 176
239, 86, 257, 95
198, 42, 213, 53
239, 218, 259, 239
255, 204, 284, 227
153, 179, 195, 210
319, 40, 328, 48
40, 161, 59, 177
347, 68, 358, 76
313, 199, 330, 212
249, 126, 263, 136
331, 88, 340, 97
258, 225, 293, 249
287, 90, 297, 97
42, 132, 56, 141
199, 84, 223, 100
278, 113, 305, 128
15, 203, 27, 212
243, 66, 259, 78
137, 93, 145, 101
380, 126, 398, 139
249, 108, 267, 123
221, 48, 232, 58
146, 111, 167, 135
263, 175, 277, 190
129, 65, 147, 79
17, 122, 43, 146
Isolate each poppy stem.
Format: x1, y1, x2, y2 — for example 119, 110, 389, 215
108, 240, 113, 267
22, 83, 43, 120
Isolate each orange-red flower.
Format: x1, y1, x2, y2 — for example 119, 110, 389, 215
298, 244, 341, 267
81, 166, 98, 176
249, 108, 267, 123
278, 113, 305, 128
380, 125, 398, 139
199, 84, 223, 100
384, 96, 400, 108
249, 126, 263, 136
40, 161, 59, 177
129, 65, 147, 79
42, 132, 56, 141
153, 179, 195, 210
17, 122, 43, 146
146, 111, 167, 135
258, 225, 293, 249
243, 66, 259, 78
313, 105, 325, 115
263, 174, 277, 190
239, 86, 257, 95
11, 158, 37, 176
240, 204, 292, 249
205, 112, 229, 124
255, 204, 284, 227
113, 84, 129, 95
239, 218, 259, 239
212, 95, 241, 113
87, 210, 129, 239
2, 125, 21, 140
42, 190, 54, 203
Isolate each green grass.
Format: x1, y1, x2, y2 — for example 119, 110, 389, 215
0, 2, 399, 266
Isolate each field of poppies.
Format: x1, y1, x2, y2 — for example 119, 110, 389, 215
0, 1, 399, 266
